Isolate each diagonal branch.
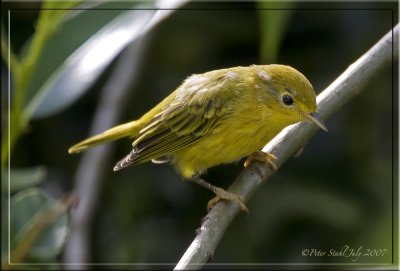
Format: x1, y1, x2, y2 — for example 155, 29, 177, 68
175, 24, 398, 270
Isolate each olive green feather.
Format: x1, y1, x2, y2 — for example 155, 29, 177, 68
113, 71, 234, 170
68, 121, 143, 154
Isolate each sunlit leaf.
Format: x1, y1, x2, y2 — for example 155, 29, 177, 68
25, 0, 189, 119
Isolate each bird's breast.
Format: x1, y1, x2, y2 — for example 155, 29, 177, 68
172, 110, 284, 178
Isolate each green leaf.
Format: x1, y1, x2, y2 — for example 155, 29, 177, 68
9, 188, 69, 262
42, 0, 82, 10
258, 1, 293, 63
25, 0, 189, 119
2, 167, 47, 193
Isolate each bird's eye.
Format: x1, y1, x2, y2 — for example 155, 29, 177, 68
282, 94, 294, 106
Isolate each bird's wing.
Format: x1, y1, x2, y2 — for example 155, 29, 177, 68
114, 75, 235, 170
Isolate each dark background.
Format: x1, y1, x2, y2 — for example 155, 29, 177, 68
4, 0, 397, 267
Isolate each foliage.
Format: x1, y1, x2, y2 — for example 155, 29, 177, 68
2, 0, 184, 268
258, 1, 293, 63
1, 0, 396, 270
2, 1, 80, 267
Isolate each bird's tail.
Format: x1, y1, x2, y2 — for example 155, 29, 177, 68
68, 120, 142, 154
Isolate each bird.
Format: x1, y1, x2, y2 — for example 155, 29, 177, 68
69, 64, 327, 212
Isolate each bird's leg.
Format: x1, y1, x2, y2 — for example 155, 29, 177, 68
244, 151, 278, 171
190, 176, 248, 212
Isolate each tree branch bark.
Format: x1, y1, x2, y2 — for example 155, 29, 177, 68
175, 24, 398, 270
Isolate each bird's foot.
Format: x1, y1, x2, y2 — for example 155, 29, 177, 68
244, 151, 277, 171
207, 187, 248, 213
190, 176, 248, 213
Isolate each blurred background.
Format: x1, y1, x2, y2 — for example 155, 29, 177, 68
1, 0, 397, 269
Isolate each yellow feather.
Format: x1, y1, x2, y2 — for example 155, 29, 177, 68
69, 65, 327, 178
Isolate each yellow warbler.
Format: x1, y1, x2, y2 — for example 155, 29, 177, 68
69, 64, 327, 211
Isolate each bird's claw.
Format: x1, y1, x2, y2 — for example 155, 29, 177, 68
207, 187, 248, 213
244, 151, 278, 171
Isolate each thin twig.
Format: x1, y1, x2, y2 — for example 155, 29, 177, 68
175, 24, 398, 270
1, 24, 20, 80
2, 4, 73, 166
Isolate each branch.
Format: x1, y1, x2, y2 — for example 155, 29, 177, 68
175, 24, 398, 270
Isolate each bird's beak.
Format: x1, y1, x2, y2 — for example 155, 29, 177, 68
306, 112, 328, 132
